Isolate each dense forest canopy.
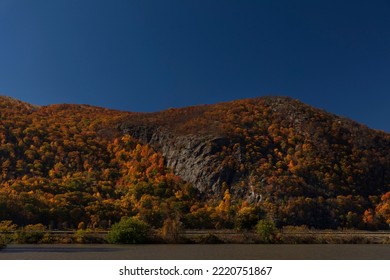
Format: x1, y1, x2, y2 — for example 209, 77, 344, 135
1, 95, 390, 230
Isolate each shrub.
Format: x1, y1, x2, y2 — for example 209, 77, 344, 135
0, 220, 18, 245
0, 220, 17, 232
106, 217, 150, 244
256, 219, 277, 243
0, 235, 7, 249
16, 224, 46, 244
74, 229, 88, 243
73, 229, 103, 243
161, 217, 183, 242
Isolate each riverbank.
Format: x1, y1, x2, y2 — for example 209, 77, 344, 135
186, 229, 390, 244
1, 229, 390, 245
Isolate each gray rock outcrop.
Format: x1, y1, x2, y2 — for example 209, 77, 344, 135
120, 124, 242, 197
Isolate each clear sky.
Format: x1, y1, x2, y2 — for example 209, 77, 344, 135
0, 0, 389, 131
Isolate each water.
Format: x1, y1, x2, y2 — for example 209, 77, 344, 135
1, 244, 390, 260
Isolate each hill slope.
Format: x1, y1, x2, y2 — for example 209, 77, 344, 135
1, 96, 390, 229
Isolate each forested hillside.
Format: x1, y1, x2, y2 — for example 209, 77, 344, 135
1, 95, 390, 230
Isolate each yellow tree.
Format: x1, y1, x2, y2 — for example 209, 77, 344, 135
376, 192, 390, 225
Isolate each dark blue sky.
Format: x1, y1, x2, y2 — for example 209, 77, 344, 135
1, 0, 389, 131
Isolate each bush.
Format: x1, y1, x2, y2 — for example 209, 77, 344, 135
106, 217, 150, 244
73, 229, 104, 243
256, 219, 277, 243
161, 217, 183, 242
16, 224, 46, 244
0, 220, 18, 245
0, 220, 17, 232
74, 229, 89, 243
0, 235, 7, 249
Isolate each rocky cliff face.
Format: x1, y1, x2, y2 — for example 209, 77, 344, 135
120, 123, 242, 196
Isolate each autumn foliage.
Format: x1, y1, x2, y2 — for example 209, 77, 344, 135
1, 96, 390, 230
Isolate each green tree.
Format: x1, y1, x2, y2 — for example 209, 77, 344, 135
106, 217, 150, 244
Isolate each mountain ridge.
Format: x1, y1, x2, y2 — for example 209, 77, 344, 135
119, 96, 390, 198
1, 95, 390, 229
